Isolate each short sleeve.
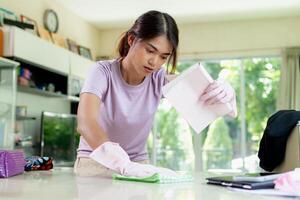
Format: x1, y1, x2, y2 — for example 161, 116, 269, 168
150, 68, 167, 99
80, 62, 109, 100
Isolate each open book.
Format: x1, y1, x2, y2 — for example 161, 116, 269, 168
162, 63, 233, 134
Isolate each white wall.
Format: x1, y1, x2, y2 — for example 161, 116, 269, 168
0, 0, 102, 59
179, 16, 300, 59
3, 1, 299, 60
96, 28, 127, 58
96, 16, 300, 59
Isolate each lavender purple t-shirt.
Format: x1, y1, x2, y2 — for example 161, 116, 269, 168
77, 59, 167, 161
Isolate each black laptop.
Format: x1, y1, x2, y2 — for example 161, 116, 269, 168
206, 173, 278, 190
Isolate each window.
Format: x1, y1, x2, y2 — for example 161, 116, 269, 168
148, 56, 281, 172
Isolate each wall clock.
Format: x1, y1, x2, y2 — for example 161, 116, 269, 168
43, 9, 59, 33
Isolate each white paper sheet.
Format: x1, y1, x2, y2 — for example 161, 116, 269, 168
162, 63, 232, 134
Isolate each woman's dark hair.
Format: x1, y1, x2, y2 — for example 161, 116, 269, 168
118, 10, 179, 74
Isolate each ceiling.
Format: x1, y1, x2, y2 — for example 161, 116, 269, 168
56, 0, 300, 29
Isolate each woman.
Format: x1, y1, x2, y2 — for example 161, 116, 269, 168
74, 10, 237, 177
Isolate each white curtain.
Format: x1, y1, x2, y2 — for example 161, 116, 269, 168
277, 48, 300, 110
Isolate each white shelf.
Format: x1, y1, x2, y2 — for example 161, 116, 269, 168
3, 26, 95, 79
16, 116, 36, 121
3, 26, 70, 75
17, 85, 80, 103
0, 57, 19, 68
67, 95, 80, 102
17, 85, 67, 97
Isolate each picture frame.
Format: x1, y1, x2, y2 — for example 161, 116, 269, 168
37, 25, 53, 43
16, 105, 27, 117
20, 14, 38, 35
78, 45, 93, 60
69, 75, 83, 96
66, 39, 79, 54
51, 33, 66, 49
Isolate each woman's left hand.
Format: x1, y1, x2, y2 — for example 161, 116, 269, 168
199, 79, 237, 117
200, 79, 235, 105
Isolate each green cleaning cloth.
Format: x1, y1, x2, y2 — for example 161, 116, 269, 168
112, 173, 193, 184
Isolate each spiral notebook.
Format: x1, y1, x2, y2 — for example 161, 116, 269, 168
162, 63, 233, 134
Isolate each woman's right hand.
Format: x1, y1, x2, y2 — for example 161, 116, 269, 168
123, 162, 178, 177
89, 141, 177, 177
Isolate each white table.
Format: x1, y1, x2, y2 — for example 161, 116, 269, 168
0, 168, 289, 200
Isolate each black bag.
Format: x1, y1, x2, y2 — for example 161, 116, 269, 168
258, 110, 300, 171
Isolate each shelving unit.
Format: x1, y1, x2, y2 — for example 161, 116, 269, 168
67, 95, 80, 102
16, 116, 36, 121
12, 58, 69, 95
1, 26, 95, 157
17, 85, 67, 98
3, 26, 94, 103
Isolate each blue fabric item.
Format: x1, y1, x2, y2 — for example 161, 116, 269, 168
24, 156, 53, 171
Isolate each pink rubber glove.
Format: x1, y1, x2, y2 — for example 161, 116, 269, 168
89, 141, 177, 177
274, 169, 300, 195
124, 162, 178, 177
199, 79, 237, 117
